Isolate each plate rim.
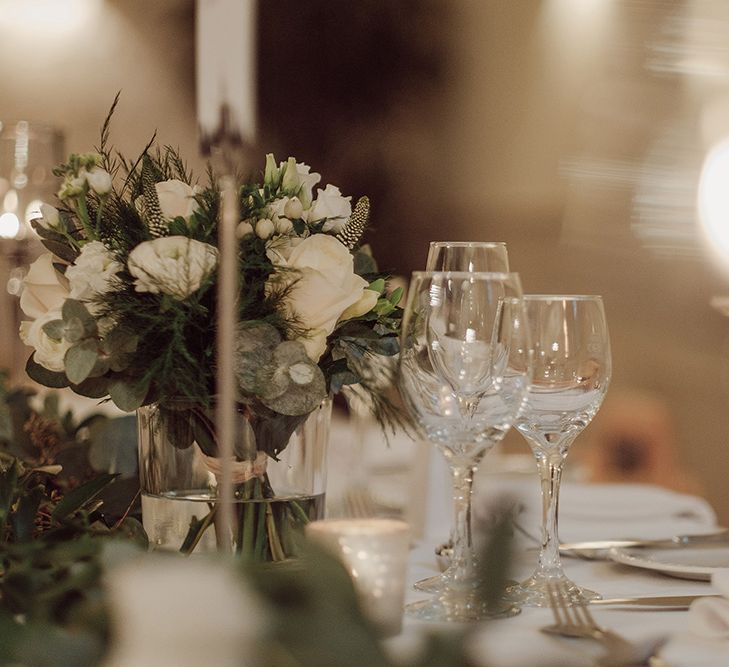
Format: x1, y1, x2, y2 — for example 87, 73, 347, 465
607, 545, 728, 581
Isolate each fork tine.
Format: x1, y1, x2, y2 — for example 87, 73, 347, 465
546, 581, 568, 626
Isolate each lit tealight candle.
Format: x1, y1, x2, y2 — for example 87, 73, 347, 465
306, 518, 410, 637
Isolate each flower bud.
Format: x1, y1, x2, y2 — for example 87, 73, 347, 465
283, 196, 304, 220
256, 218, 275, 239
38, 203, 62, 231
85, 166, 112, 195
264, 154, 280, 189
236, 221, 254, 238
275, 218, 293, 235
280, 157, 300, 194
58, 175, 86, 200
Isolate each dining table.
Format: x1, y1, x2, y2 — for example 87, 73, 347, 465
381, 456, 729, 667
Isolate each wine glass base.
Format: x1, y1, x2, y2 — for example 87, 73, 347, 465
506, 572, 601, 608
406, 594, 520, 622
414, 573, 447, 593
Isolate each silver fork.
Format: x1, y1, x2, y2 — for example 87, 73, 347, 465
541, 582, 657, 666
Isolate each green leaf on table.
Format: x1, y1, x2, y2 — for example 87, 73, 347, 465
25, 356, 70, 389
51, 473, 118, 521
64, 340, 99, 384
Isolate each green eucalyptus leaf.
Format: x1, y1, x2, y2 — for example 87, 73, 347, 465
25, 356, 70, 389
64, 340, 99, 385
38, 238, 79, 263
51, 473, 118, 521
62, 299, 97, 337
353, 249, 377, 276
71, 376, 110, 399
109, 377, 150, 412
41, 319, 65, 342
63, 316, 86, 343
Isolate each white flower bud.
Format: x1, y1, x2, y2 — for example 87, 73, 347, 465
280, 157, 300, 194
85, 166, 112, 195
264, 153, 280, 188
58, 175, 86, 200
256, 218, 275, 239
283, 196, 304, 220
236, 221, 254, 238
275, 218, 293, 235
38, 203, 62, 231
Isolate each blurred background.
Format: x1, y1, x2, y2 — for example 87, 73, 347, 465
2, 0, 729, 521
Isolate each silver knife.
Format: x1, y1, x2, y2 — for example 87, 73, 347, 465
590, 594, 720, 608
559, 529, 729, 552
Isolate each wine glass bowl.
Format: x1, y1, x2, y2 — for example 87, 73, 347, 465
398, 271, 530, 621
507, 295, 611, 607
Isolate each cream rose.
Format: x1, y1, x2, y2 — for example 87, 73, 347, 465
308, 184, 352, 233
66, 241, 122, 302
128, 236, 218, 299
20, 310, 72, 372
19, 253, 70, 319
155, 179, 201, 220
269, 234, 369, 361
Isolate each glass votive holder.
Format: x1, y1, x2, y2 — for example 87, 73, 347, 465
306, 518, 410, 637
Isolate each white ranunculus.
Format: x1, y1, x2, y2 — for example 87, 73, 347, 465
85, 166, 112, 195
19, 253, 70, 319
269, 234, 368, 361
308, 184, 352, 233
20, 310, 72, 372
37, 203, 62, 231
236, 220, 254, 238
128, 236, 218, 300
155, 179, 200, 220
66, 241, 122, 302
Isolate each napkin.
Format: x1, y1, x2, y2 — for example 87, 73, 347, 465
658, 570, 729, 666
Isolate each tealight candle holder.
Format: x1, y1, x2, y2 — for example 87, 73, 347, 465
306, 518, 410, 636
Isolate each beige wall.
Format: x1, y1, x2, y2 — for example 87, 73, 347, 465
2, 0, 729, 521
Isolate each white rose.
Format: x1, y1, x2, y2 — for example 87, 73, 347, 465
128, 236, 218, 300
339, 287, 379, 321
265, 236, 304, 265
66, 241, 122, 302
308, 184, 352, 233
20, 309, 72, 372
37, 203, 62, 231
269, 234, 368, 361
155, 179, 201, 220
19, 253, 70, 319
85, 166, 112, 195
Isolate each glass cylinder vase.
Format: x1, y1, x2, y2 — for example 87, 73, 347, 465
138, 398, 331, 559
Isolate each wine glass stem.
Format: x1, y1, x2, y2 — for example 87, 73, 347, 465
536, 453, 566, 576
449, 459, 479, 585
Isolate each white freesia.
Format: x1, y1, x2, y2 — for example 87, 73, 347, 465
85, 166, 112, 195
37, 203, 62, 231
128, 236, 218, 300
155, 179, 201, 220
269, 234, 369, 361
19, 253, 70, 319
308, 184, 352, 233
66, 241, 122, 302
19, 309, 71, 372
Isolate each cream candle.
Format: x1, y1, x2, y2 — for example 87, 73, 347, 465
306, 518, 410, 636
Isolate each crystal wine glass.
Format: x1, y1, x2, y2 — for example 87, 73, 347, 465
399, 271, 531, 621
507, 295, 611, 607
416, 240, 510, 594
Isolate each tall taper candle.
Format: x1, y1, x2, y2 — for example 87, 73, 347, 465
196, 0, 257, 156
196, 0, 257, 551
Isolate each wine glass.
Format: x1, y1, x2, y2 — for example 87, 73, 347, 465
416, 241, 510, 594
426, 241, 509, 274
507, 295, 611, 607
399, 271, 531, 621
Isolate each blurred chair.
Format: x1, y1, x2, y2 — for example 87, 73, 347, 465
579, 389, 703, 495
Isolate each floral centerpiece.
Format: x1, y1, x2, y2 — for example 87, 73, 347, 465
16, 105, 403, 559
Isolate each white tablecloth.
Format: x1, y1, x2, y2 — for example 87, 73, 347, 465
388, 471, 727, 666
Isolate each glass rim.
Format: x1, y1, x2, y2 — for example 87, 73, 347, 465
524, 293, 603, 301
411, 270, 519, 281
428, 240, 507, 248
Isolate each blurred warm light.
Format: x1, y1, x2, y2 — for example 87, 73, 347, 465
698, 138, 729, 263
2, 189, 17, 213
0, 0, 101, 34
0, 212, 20, 239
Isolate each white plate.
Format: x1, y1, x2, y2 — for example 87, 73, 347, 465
609, 544, 729, 581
